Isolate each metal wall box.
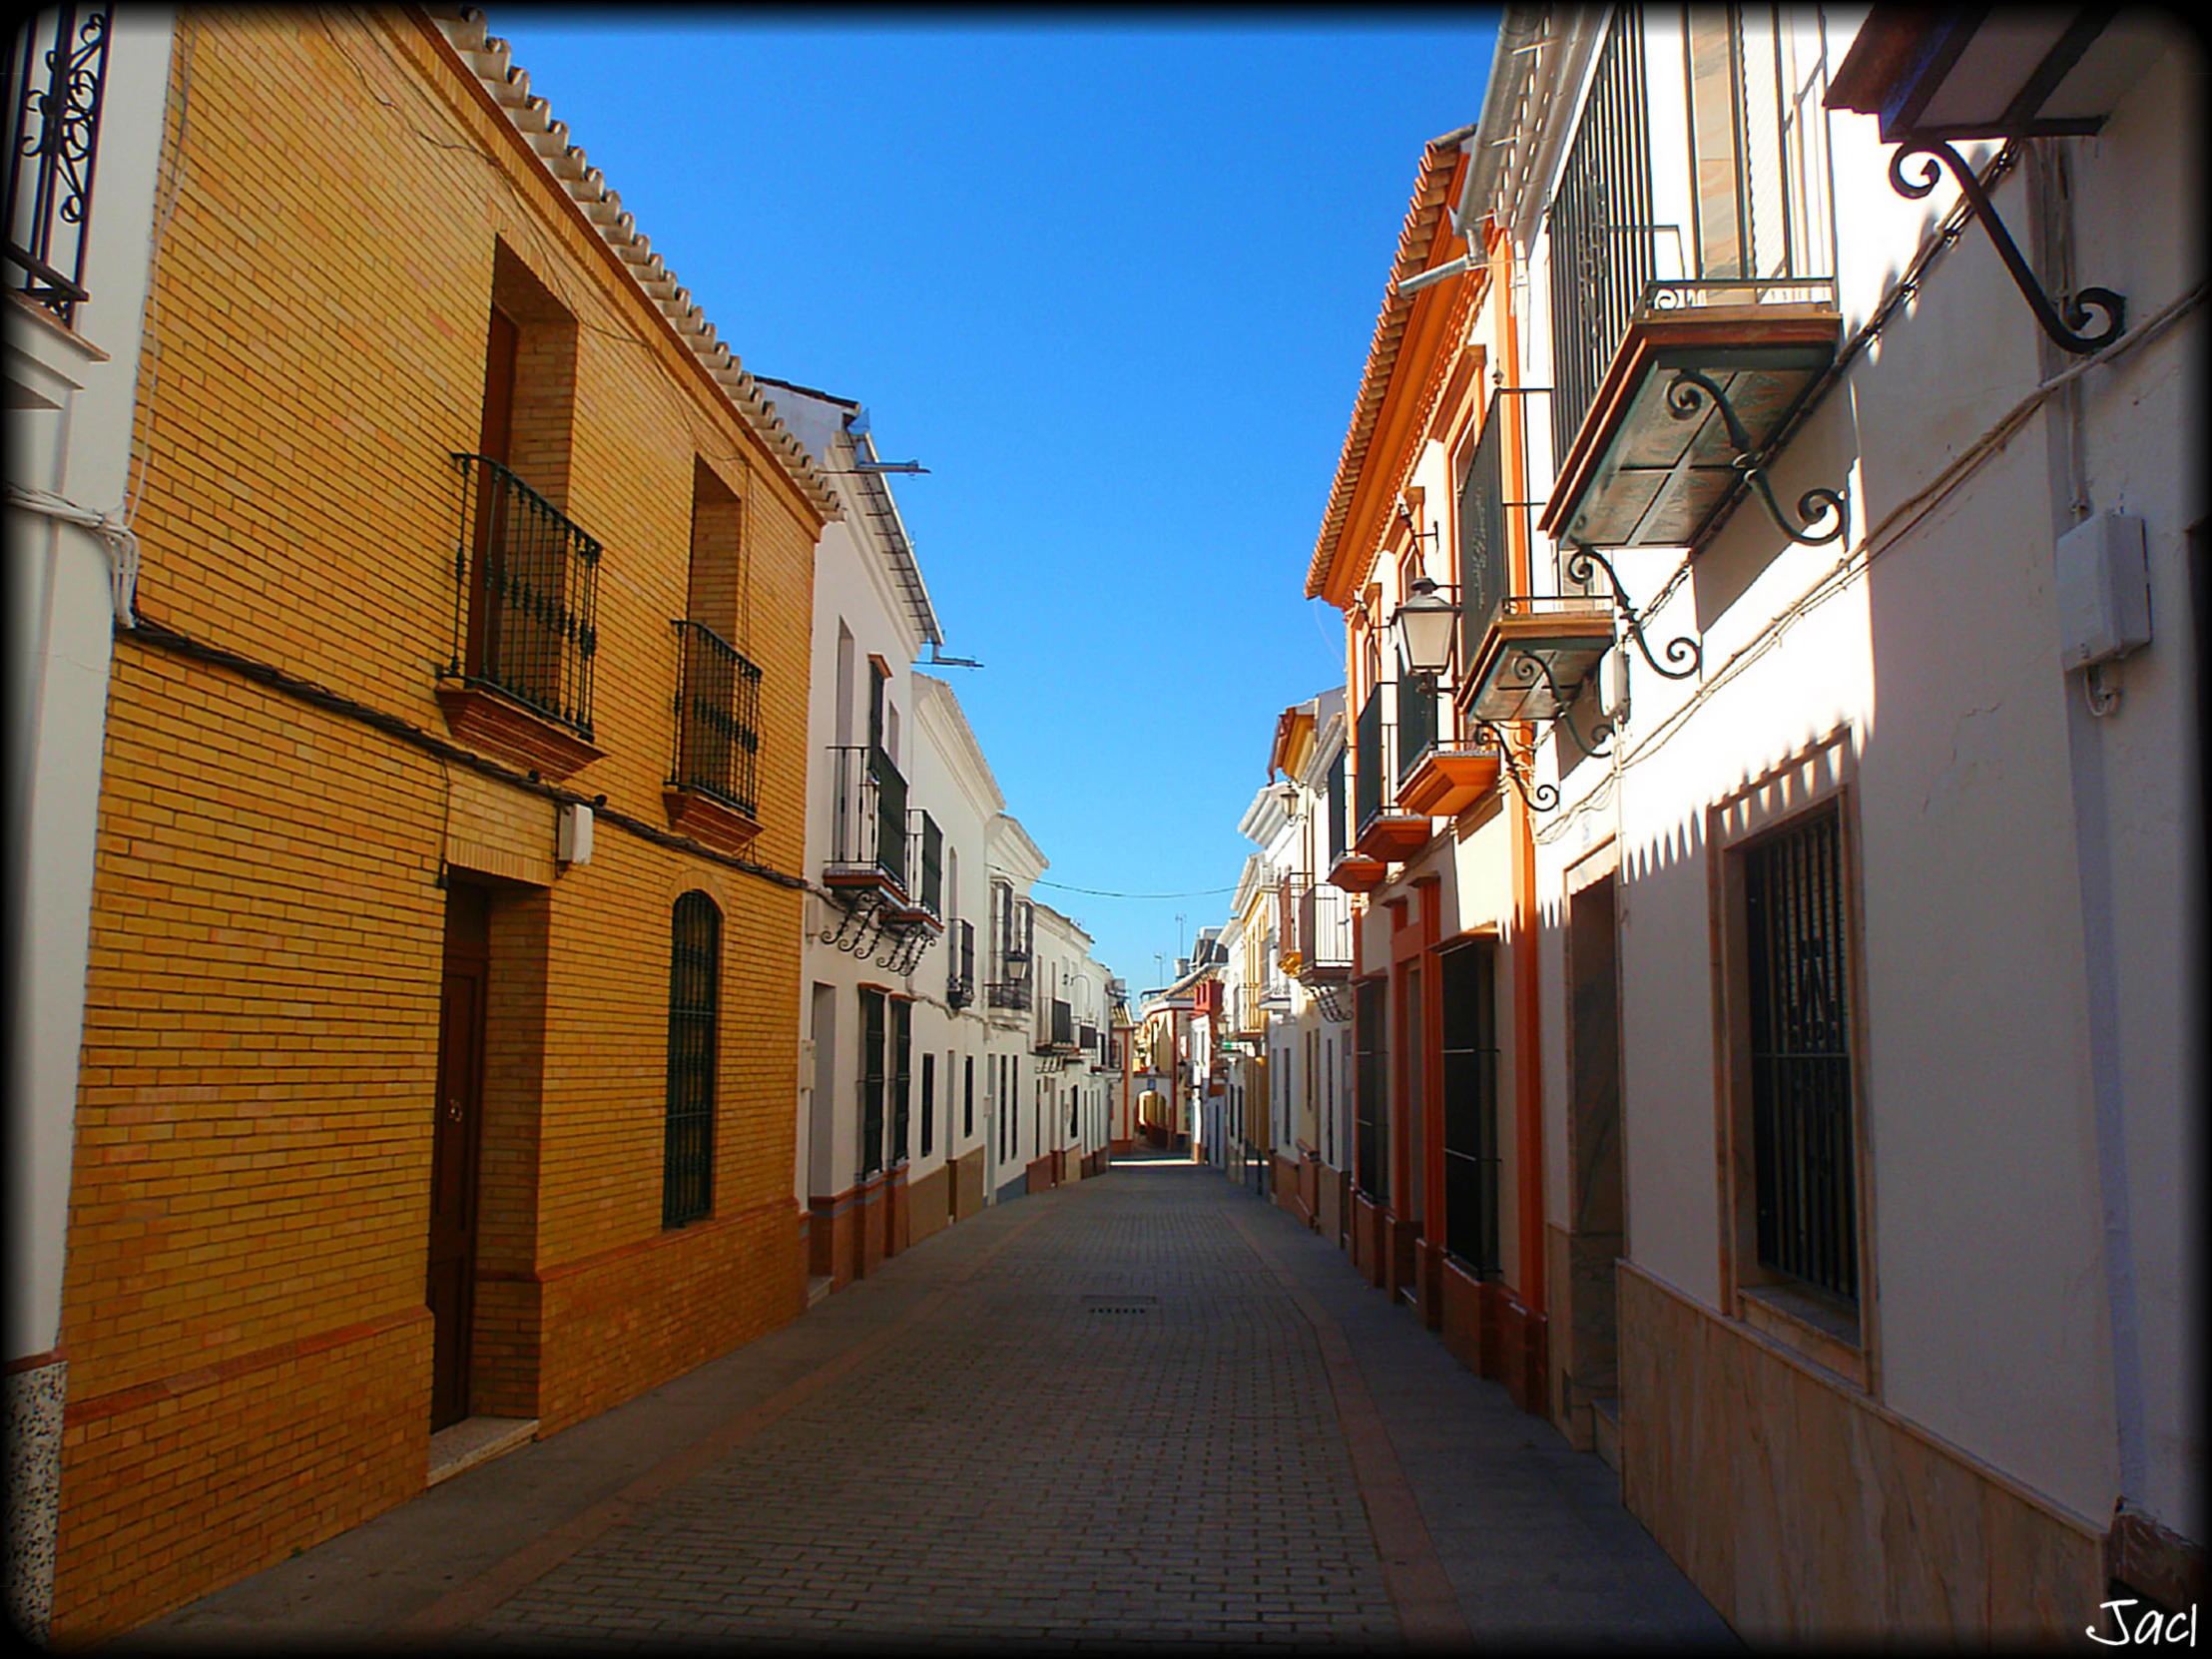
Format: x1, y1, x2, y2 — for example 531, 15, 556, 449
2055, 511, 2151, 671
1541, 300, 1841, 554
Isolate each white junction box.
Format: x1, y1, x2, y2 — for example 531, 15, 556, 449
2055, 511, 2151, 672
557, 801, 594, 866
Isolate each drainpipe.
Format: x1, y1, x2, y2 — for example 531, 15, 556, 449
2032, 144, 2151, 1521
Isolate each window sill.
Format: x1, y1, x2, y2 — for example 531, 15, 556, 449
436, 681, 603, 781
663, 785, 762, 856
1737, 1281, 1868, 1390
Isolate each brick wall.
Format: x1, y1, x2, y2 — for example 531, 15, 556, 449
53, 12, 822, 1639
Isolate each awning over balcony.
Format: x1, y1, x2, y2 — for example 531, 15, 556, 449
1826, 7, 2158, 143
1539, 287, 1841, 555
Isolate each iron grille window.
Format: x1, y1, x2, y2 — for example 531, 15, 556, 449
948, 917, 976, 1009
859, 988, 886, 1177
662, 892, 720, 1228
670, 620, 763, 818
1744, 806, 1857, 1303
1547, 6, 1655, 464
4, 5, 111, 326
890, 998, 912, 1164
1457, 408, 1506, 665
1440, 941, 1500, 1278
452, 452, 602, 738
921, 1052, 935, 1159
1354, 978, 1387, 1204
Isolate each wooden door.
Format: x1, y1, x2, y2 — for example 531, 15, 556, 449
428, 882, 490, 1430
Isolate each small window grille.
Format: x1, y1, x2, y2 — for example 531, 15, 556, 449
1744, 806, 1857, 1303
663, 892, 720, 1228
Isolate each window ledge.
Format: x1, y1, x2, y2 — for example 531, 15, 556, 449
436, 681, 602, 781
1738, 1282, 1868, 1389
663, 785, 762, 856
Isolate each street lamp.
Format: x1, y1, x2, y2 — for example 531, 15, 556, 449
1392, 576, 1457, 679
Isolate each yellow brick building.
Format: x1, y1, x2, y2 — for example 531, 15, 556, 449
52, 9, 834, 1639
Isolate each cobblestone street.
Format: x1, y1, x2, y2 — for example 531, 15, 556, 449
127, 1155, 1734, 1651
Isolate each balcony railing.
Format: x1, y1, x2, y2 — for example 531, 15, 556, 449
1547, 6, 1656, 467
825, 744, 907, 891
1037, 997, 1075, 1053
987, 976, 1033, 1012
946, 918, 975, 1008
5, 6, 112, 327
449, 453, 601, 739
906, 810, 944, 921
1353, 682, 1428, 861
1298, 881, 1355, 980
1396, 667, 1439, 785
669, 621, 762, 820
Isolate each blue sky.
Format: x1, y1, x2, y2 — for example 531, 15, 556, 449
491, 12, 1500, 993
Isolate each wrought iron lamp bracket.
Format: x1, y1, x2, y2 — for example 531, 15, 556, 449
1888, 138, 2124, 355
1563, 543, 1703, 682
1664, 369, 1848, 548
1468, 718, 1560, 814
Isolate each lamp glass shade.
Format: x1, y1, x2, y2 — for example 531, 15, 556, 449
1394, 579, 1457, 677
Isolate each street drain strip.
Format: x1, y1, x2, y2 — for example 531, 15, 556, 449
1083, 1295, 1157, 1315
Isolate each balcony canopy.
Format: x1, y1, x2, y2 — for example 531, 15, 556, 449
1539, 283, 1841, 555
1826, 7, 2159, 143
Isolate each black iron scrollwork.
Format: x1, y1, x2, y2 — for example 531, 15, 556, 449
1888, 139, 2124, 355
821, 888, 887, 956
5, 6, 112, 320
1469, 719, 1559, 814
1563, 544, 1703, 682
1666, 369, 1848, 547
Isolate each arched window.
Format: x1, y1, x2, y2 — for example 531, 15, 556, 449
664, 891, 720, 1228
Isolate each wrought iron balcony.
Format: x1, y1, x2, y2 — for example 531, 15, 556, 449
669, 621, 762, 819
824, 744, 908, 895
1036, 996, 1076, 1055
986, 977, 1033, 1013
947, 918, 976, 1009
439, 454, 603, 777
1542, 279, 1843, 556
1297, 881, 1355, 984
905, 810, 944, 923
1351, 681, 1427, 864
5, 6, 111, 327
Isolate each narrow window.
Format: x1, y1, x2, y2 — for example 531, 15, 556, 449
921, 1051, 936, 1159
1744, 805, 1857, 1303
890, 999, 912, 1165
663, 892, 720, 1228
859, 988, 886, 1178
1440, 940, 1501, 1278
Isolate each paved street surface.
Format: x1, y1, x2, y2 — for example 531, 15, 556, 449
126, 1153, 1736, 1651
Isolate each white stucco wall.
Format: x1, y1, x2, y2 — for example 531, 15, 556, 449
6, 9, 176, 1364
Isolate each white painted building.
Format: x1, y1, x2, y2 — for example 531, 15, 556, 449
5, 9, 177, 1639
776, 377, 951, 1291
983, 812, 1047, 1203
1450, 3, 2202, 1635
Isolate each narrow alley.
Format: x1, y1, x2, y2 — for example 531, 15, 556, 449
125, 1154, 1731, 1651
